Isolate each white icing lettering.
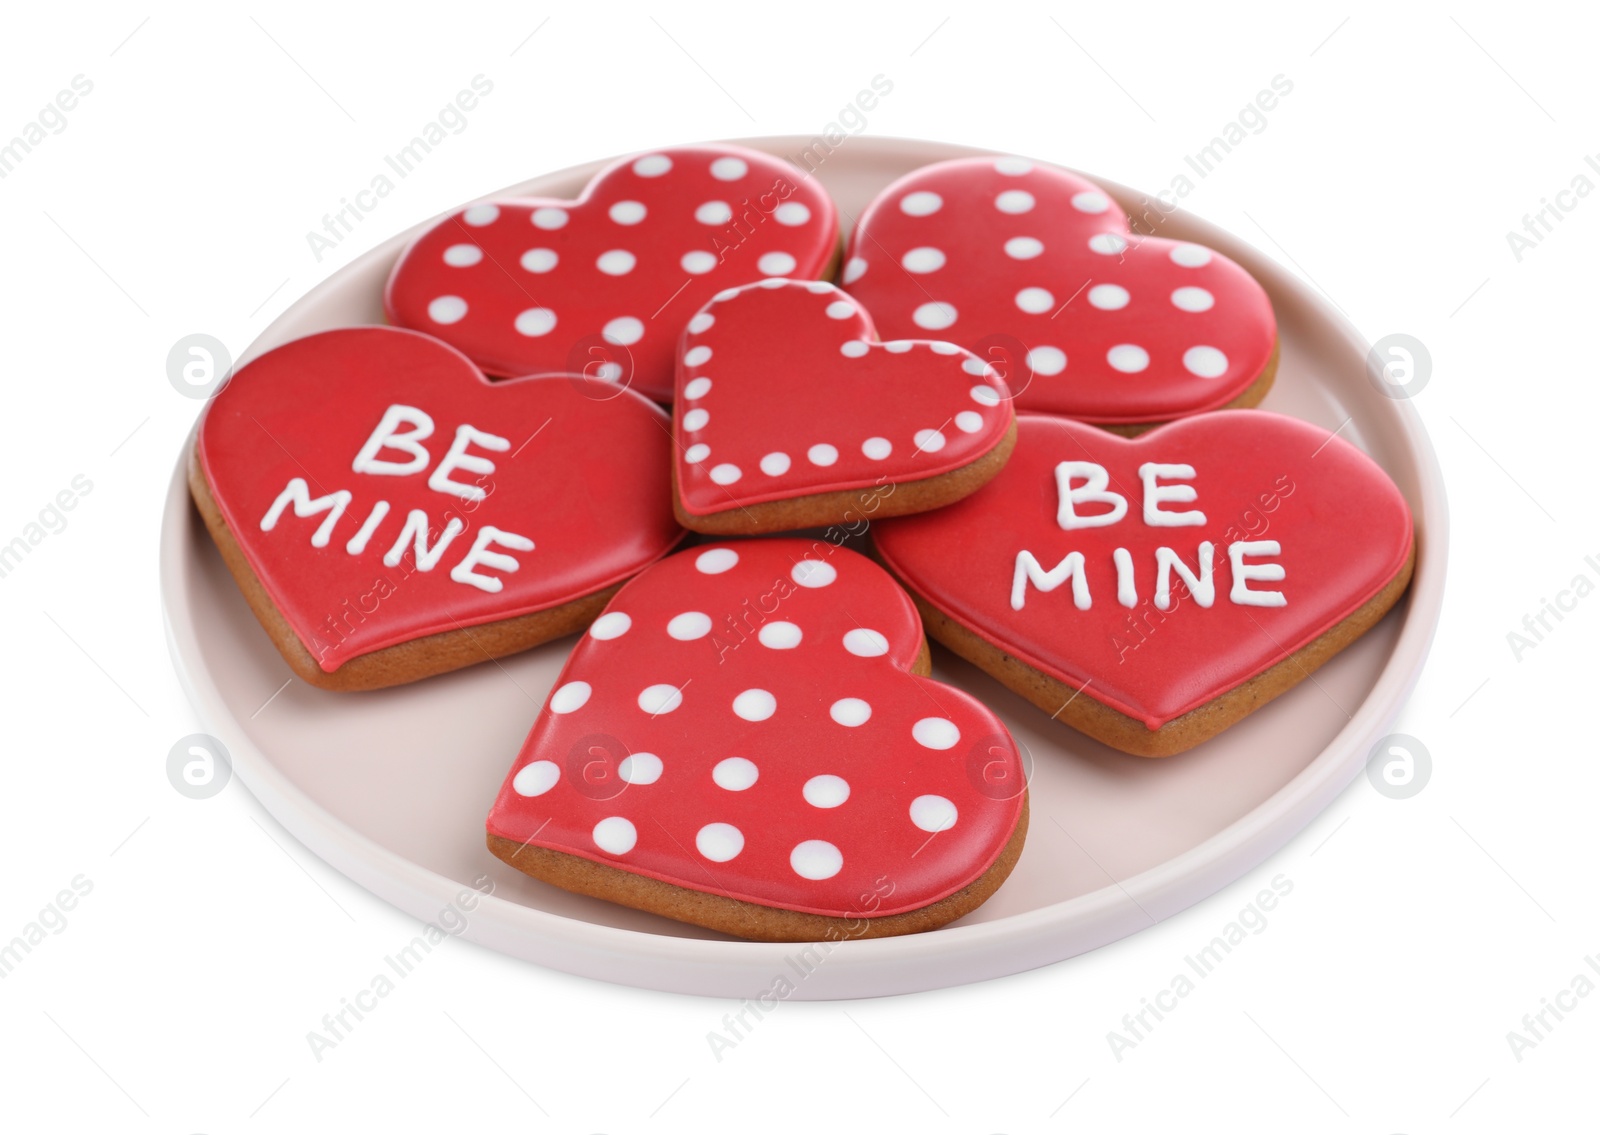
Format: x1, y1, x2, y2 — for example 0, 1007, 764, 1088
260, 478, 352, 548
382, 509, 467, 570
345, 500, 391, 554
1154, 542, 1216, 610
1011, 550, 1091, 611
1229, 540, 1286, 607
1139, 463, 1206, 527
1113, 547, 1137, 608
352, 404, 435, 476
1054, 461, 1128, 530
429, 424, 511, 502
451, 526, 535, 593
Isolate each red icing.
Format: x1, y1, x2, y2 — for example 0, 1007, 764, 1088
872, 412, 1413, 731
485, 539, 1026, 919
842, 156, 1278, 424
674, 280, 1014, 516
384, 144, 840, 402
196, 326, 683, 672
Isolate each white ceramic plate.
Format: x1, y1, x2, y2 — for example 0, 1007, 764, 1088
160, 136, 1447, 999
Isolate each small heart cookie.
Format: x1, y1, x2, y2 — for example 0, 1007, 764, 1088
672, 280, 1017, 534
385, 144, 840, 401
842, 156, 1278, 431
486, 539, 1029, 941
872, 412, 1414, 755
190, 326, 684, 690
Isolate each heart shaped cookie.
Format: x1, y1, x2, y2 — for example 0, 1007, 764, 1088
842, 156, 1278, 430
672, 280, 1017, 533
384, 144, 840, 402
190, 326, 684, 690
872, 412, 1414, 756
485, 539, 1028, 941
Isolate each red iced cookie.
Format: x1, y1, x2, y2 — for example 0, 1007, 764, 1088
873, 412, 1415, 755
190, 326, 683, 689
486, 539, 1029, 940
672, 279, 1017, 533
842, 156, 1278, 429
384, 144, 840, 401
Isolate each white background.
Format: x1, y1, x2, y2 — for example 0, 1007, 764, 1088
2, 1, 1595, 1130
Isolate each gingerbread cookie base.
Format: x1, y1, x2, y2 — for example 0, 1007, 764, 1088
1098, 339, 1280, 438
895, 541, 1415, 758
188, 453, 638, 692
674, 417, 1018, 535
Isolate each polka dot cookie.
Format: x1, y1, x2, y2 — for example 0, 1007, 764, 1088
384, 144, 840, 402
671, 280, 1018, 533
843, 156, 1279, 432
873, 412, 1415, 756
485, 539, 1029, 941
189, 327, 684, 691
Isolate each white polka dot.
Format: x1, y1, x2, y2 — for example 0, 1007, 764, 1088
840, 339, 870, 358
596, 249, 636, 276
633, 153, 672, 177
710, 156, 748, 181
971, 384, 1003, 405
843, 628, 889, 657
463, 204, 499, 226
638, 684, 684, 715
915, 428, 947, 452
590, 611, 631, 640
428, 296, 467, 324
995, 156, 1033, 175
521, 248, 558, 273
666, 612, 712, 641
758, 621, 802, 649
826, 300, 856, 320
733, 689, 776, 721
713, 287, 740, 303
862, 436, 892, 460
681, 250, 718, 274
684, 443, 710, 464
910, 794, 958, 833
804, 281, 833, 294
774, 201, 810, 225
900, 191, 942, 216
913, 302, 957, 330
1089, 284, 1130, 310
595, 362, 623, 382
758, 251, 796, 276
791, 560, 836, 588
1171, 286, 1215, 312
830, 698, 872, 727
1071, 191, 1112, 214
512, 760, 559, 797
1089, 232, 1128, 255
713, 757, 759, 790
913, 717, 960, 750
710, 463, 741, 485
807, 443, 838, 467
684, 345, 712, 368
1107, 344, 1150, 373
803, 775, 850, 808
996, 189, 1035, 214
603, 317, 644, 346
884, 340, 914, 353
1028, 346, 1067, 376
696, 822, 744, 862
1005, 236, 1044, 260
1184, 345, 1229, 378
609, 200, 646, 225
929, 342, 961, 355
688, 312, 716, 334
593, 816, 636, 855
758, 278, 786, 289
902, 247, 946, 273
684, 377, 712, 400
955, 411, 984, 433
514, 307, 557, 337
1170, 243, 1213, 267
696, 201, 733, 225
443, 244, 482, 267
531, 206, 568, 230
791, 840, 842, 880
619, 752, 662, 785
1016, 287, 1055, 314
696, 547, 739, 574
961, 357, 994, 377
760, 451, 791, 476
842, 256, 868, 283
